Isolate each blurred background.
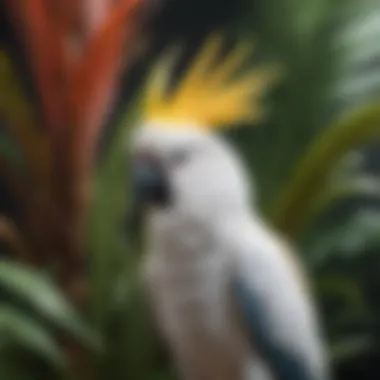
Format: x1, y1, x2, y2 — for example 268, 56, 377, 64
0, 0, 380, 379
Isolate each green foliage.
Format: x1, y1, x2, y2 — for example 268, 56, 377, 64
268, 102, 380, 237
0, 305, 65, 367
1, 0, 380, 379
0, 261, 97, 379
86, 97, 166, 380
0, 261, 96, 346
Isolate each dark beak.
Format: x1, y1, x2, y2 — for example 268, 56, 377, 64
131, 156, 171, 210
125, 157, 170, 249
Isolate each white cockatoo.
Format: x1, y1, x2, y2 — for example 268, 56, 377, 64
129, 35, 331, 380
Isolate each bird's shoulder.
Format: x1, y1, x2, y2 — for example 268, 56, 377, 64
220, 215, 310, 294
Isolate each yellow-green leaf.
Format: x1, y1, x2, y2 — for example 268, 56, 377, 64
0, 50, 51, 185
268, 101, 380, 238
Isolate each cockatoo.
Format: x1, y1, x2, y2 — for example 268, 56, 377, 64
129, 35, 331, 380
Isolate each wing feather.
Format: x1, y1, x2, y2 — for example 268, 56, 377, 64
226, 217, 330, 380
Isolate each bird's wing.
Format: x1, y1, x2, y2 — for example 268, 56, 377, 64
226, 218, 330, 380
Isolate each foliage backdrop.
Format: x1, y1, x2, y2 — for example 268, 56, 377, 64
0, 0, 380, 379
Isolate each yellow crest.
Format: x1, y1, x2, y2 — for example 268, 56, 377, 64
143, 34, 280, 130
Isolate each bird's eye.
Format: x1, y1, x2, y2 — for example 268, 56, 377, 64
168, 149, 190, 169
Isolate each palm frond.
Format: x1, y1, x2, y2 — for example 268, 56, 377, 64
268, 102, 380, 238
0, 305, 65, 368
0, 261, 98, 348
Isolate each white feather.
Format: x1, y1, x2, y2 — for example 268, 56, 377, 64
132, 123, 329, 380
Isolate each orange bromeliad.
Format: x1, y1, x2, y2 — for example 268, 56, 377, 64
0, 0, 148, 301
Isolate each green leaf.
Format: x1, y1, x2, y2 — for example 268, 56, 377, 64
0, 132, 23, 166
0, 50, 47, 174
315, 274, 368, 312
0, 261, 98, 349
87, 97, 141, 333
0, 305, 65, 368
338, 210, 380, 251
87, 91, 163, 379
267, 102, 380, 238
330, 335, 373, 363
237, 0, 341, 206
301, 174, 380, 230
335, 1, 380, 102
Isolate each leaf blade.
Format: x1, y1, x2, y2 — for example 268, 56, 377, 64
268, 102, 380, 238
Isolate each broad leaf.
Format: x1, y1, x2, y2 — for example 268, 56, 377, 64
0, 261, 98, 349
268, 102, 380, 238
0, 305, 65, 368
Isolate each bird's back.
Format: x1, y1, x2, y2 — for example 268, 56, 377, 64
221, 214, 331, 380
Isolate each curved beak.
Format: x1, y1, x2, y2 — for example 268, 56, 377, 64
126, 156, 171, 233
132, 156, 171, 209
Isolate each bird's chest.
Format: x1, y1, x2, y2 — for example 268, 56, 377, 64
150, 255, 230, 338
147, 254, 243, 379
144, 220, 249, 379
145, 221, 236, 347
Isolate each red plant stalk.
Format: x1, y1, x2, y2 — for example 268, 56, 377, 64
1, 1, 154, 378
3, 0, 145, 304
63, 0, 143, 303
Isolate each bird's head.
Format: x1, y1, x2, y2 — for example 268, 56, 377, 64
129, 35, 278, 221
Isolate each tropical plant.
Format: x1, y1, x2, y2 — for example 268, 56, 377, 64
0, 0, 379, 380
0, 0, 157, 379
235, 0, 380, 372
